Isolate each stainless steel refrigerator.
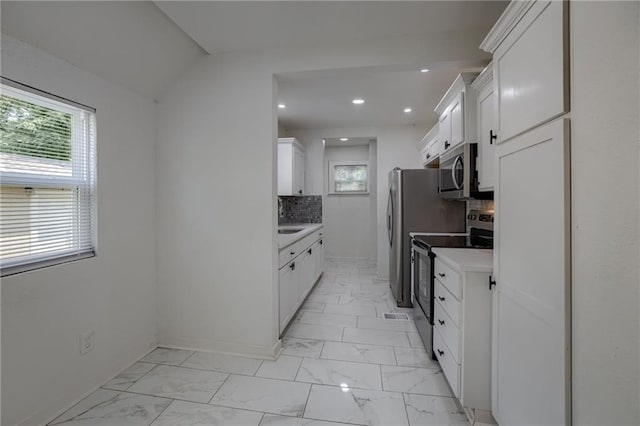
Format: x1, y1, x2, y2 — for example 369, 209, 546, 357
387, 168, 466, 307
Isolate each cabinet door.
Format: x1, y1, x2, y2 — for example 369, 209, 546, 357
449, 93, 464, 148
477, 86, 496, 191
492, 118, 570, 425
293, 147, 305, 195
493, 0, 568, 142
299, 248, 313, 301
277, 144, 293, 196
279, 262, 295, 334
439, 111, 452, 153
317, 238, 325, 276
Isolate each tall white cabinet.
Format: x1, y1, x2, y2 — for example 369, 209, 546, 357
278, 137, 305, 196
471, 65, 496, 192
480, 1, 571, 424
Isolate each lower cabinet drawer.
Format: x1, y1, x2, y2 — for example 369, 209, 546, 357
434, 328, 460, 398
434, 258, 462, 299
279, 242, 300, 269
435, 280, 461, 327
434, 300, 461, 364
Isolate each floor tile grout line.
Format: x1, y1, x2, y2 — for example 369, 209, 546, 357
148, 398, 175, 426
301, 382, 314, 418
257, 412, 266, 425
401, 392, 412, 426
207, 373, 232, 404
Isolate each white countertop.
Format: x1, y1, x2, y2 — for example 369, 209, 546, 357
278, 223, 323, 249
432, 248, 493, 273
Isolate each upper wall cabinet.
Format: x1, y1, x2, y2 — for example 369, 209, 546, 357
278, 137, 305, 196
435, 73, 479, 156
419, 124, 440, 168
471, 64, 496, 191
480, 0, 569, 143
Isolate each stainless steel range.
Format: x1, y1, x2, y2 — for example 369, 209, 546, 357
410, 209, 494, 358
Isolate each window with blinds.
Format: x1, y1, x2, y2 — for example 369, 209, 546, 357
0, 79, 96, 276
328, 160, 369, 195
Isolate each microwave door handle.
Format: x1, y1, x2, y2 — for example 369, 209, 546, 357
452, 155, 463, 190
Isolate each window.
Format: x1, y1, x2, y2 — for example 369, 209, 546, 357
0, 78, 96, 276
328, 161, 368, 194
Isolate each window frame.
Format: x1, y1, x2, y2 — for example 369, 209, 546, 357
0, 77, 97, 277
328, 160, 369, 195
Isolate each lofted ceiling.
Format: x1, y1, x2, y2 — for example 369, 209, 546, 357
0, 1, 205, 100
1, 1, 507, 129
155, 1, 508, 55
153, 0, 507, 131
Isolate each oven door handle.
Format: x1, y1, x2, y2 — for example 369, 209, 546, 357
411, 244, 430, 257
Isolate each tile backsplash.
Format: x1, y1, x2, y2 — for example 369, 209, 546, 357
279, 195, 322, 224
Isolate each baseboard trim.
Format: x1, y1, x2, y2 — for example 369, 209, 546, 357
34, 344, 158, 426
157, 336, 281, 360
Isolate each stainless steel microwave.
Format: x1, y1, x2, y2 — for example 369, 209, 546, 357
439, 143, 478, 199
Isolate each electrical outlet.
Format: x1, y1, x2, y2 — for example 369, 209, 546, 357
80, 331, 94, 355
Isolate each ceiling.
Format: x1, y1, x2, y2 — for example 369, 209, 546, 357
1, 1, 507, 129
1, 1, 205, 100
155, 1, 508, 55
153, 1, 506, 131
277, 66, 477, 130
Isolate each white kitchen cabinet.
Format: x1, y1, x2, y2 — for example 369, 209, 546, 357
278, 137, 305, 196
431, 249, 493, 423
419, 124, 440, 167
480, 0, 569, 144
435, 73, 478, 155
278, 227, 324, 335
278, 260, 296, 333
471, 64, 496, 191
480, 1, 571, 424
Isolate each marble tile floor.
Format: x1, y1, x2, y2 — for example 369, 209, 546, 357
49, 258, 468, 426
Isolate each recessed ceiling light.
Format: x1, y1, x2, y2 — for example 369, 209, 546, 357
278, 104, 286, 109
420, 69, 429, 73
404, 107, 413, 113
352, 99, 365, 105
340, 138, 349, 141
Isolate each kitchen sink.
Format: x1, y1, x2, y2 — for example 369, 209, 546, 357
278, 228, 304, 234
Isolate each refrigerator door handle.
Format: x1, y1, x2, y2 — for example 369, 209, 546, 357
387, 189, 394, 246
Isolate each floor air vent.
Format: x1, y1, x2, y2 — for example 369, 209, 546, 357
383, 313, 410, 320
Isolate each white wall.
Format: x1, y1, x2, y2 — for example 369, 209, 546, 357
324, 144, 373, 259
1, 36, 158, 426
570, 2, 640, 425
154, 29, 489, 359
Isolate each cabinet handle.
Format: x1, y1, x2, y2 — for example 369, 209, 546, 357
290, 251, 295, 256
438, 319, 445, 326
319, 240, 323, 245
490, 129, 497, 144
437, 349, 445, 356
438, 296, 445, 301
489, 275, 497, 290
298, 189, 302, 195
290, 262, 296, 270
308, 248, 312, 255
426, 153, 431, 159
444, 141, 450, 149
438, 272, 446, 277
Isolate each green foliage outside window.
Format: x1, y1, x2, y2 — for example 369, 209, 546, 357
0, 95, 72, 161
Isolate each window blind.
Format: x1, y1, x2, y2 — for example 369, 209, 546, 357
0, 79, 96, 276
